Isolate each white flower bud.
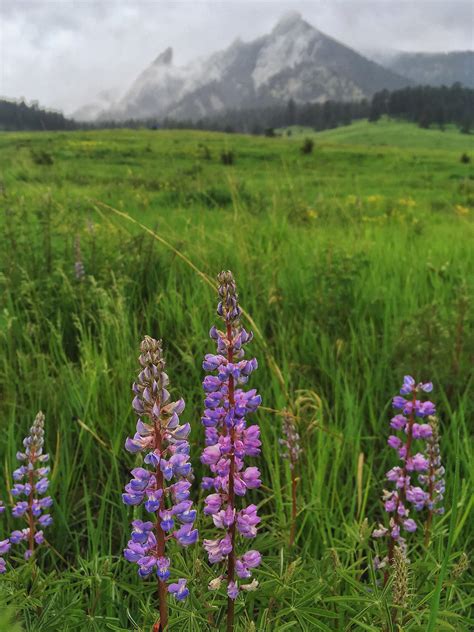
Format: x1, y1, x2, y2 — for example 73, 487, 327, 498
208, 577, 223, 591
240, 579, 259, 592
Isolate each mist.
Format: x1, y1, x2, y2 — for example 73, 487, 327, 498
1, 0, 473, 113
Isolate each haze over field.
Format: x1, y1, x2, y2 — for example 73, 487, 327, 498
1, 0, 473, 115
1, 2, 473, 631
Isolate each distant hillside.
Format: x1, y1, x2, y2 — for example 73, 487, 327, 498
299, 118, 474, 151
82, 11, 411, 122
371, 51, 474, 88
150, 85, 474, 135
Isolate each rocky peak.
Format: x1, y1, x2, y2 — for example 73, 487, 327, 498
272, 11, 309, 35
86, 12, 414, 123
154, 47, 173, 66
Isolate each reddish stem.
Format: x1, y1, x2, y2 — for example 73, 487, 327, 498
383, 389, 417, 586
225, 323, 236, 632
153, 413, 168, 631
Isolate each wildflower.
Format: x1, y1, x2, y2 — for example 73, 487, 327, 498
421, 416, 445, 546
10, 411, 52, 560
279, 412, 302, 470
373, 555, 387, 571
240, 579, 259, 592
373, 377, 437, 573
227, 581, 239, 600
398, 197, 416, 208
0, 538, 11, 574
201, 271, 262, 626
0, 502, 9, 572
236, 550, 261, 578
367, 194, 383, 204
373, 524, 388, 538
123, 337, 197, 629
208, 576, 223, 591
455, 204, 469, 216
168, 578, 189, 601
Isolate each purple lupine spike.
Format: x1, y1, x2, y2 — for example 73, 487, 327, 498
279, 411, 302, 546
279, 413, 302, 469
421, 416, 445, 546
10, 411, 53, 561
201, 271, 262, 629
123, 337, 197, 630
0, 502, 11, 573
0, 541, 11, 574
373, 377, 437, 580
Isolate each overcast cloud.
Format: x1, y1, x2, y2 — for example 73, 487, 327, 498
1, 0, 473, 114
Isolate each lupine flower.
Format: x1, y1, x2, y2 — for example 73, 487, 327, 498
0, 533, 11, 574
0, 501, 7, 573
11, 411, 52, 560
200, 271, 262, 620
279, 411, 302, 546
420, 416, 445, 515
279, 412, 302, 469
168, 578, 189, 601
123, 337, 197, 629
373, 377, 436, 573
420, 416, 445, 546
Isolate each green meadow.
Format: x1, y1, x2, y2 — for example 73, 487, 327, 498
0, 120, 473, 630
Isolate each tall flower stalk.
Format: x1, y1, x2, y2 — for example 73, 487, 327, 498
201, 271, 262, 632
421, 416, 445, 547
0, 502, 11, 574
10, 411, 53, 560
280, 411, 302, 546
123, 336, 197, 630
372, 376, 435, 580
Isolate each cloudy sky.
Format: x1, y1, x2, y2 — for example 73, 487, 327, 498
1, 0, 473, 114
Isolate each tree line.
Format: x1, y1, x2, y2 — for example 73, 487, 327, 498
369, 83, 473, 132
0, 99, 78, 131
1, 84, 473, 133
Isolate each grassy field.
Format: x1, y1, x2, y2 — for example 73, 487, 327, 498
0, 120, 473, 631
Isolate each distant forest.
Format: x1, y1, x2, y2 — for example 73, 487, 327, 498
1, 84, 473, 134
0, 99, 77, 132
368, 84, 473, 132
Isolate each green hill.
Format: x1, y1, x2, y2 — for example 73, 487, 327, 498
281, 118, 474, 150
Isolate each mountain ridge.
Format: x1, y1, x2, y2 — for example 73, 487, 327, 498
73, 12, 470, 122
380, 51, 474, 88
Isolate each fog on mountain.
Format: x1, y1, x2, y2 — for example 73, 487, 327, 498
73, 12, 473, 123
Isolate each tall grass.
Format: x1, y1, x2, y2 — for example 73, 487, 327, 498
0, 124, 472, 630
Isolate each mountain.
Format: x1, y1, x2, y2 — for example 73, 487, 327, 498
378, 51, 474, 89
72, 88, 121, 122
85, 12, 411, 122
